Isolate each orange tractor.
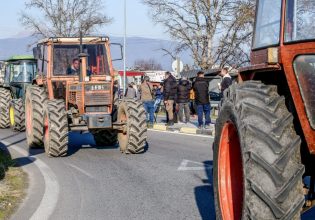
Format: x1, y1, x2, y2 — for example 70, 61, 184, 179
213, 0, 315, 219
26, 36, 147, 157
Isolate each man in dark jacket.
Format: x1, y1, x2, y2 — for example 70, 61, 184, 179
193, 71, 211, 129
177, 77, 191, 123
163, 72, 177, 126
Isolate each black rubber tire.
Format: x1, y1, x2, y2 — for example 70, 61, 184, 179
9, 99, 25, 131
213, 81, 305, 220
92, 130, 118, 146
25, 85, 47, 148
117, 100, 147, 154
43, 99, 68, 157
0, 88, 12, 128
112, 95, 121, 123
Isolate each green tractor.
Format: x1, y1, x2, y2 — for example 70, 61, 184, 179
0, 55, 37, 131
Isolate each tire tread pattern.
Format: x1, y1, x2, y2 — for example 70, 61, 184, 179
25, 86, 47, 148
0, 88, 12, 128
10, 99, 25, 131
119, 100, 147, 154
44, 99, 68, 157
214, 81, 304, 220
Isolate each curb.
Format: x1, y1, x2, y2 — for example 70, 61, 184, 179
152, 123, 214, 136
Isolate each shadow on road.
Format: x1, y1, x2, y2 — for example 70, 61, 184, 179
194, 160, 215, 220
0, 133, 22, 141
67, 132, 120, 156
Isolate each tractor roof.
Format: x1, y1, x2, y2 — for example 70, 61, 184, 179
38, 36, 110, 44
7, 55, 35, 61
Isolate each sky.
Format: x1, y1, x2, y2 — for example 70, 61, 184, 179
0, 0, 167, 40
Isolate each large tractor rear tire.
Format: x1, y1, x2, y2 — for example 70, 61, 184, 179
25, 86, 47, 148
117, 100, 147, 154
9, 99, 25, 132
0, 88, 12, 128
43, 100, 68, 157
92, 130, 118, 146
213, 81, 305, 220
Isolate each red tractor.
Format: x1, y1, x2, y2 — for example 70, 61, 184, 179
26, 36, 147, 157
213, 0, 315, 219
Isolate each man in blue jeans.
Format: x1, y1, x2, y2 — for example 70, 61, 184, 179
140, 76, 155, 128
193, 71, 211, 129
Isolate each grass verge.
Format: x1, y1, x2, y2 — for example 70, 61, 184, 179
0, 149, 27, 220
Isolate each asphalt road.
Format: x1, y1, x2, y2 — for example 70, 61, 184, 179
0, 129, 215, 220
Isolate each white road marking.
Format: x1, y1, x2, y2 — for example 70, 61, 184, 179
2, 141, 59, 220
177, 159, 213, 171
67, 163, 94, 179
148, 129, 213, 138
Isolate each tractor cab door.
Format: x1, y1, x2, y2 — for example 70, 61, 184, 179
280, 0, 315, 153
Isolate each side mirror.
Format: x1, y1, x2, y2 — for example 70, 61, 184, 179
33, 46, 42, 60
110, 43, 123, 61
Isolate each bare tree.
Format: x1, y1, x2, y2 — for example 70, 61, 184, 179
143, 0, 255, 69
134, 59, 163, 71
21, 0, 112, 38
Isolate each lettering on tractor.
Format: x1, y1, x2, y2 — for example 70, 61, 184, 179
25, 36, 147, 157
213, 0, 315, 219
0, 55, 37, 131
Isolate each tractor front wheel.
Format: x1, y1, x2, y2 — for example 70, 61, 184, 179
117, 100, 147, 154
25, 85, 47, 148
213, 81, 305, 220
0, 88, 12, 128
9, 99, 25, 132
43, 100, 69, 157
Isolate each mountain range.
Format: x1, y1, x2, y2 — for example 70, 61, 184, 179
0, 36, 193, 71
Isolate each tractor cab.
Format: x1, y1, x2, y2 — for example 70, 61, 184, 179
33, 37, 117, 129
3, 56, 37, 99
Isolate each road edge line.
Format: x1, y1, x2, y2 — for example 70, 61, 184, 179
3, 141, 59, 220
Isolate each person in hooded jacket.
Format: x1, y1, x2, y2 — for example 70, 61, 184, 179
177, 77, 191, 123
193, 71, 211, 129
163, 71, 177, 126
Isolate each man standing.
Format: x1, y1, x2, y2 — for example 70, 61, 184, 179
163, 72, 177, 126
177, 77, 191, 123
193, 71, 211, 129
125, 82, 137, 99
218, 67, 232, 94
140, 76, 155, 128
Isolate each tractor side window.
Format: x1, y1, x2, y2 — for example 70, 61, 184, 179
53, 44, 109, 76
253, 0, 282, 49
285, 0, 315, 42
293, 55, 315, 129
38, 45, 48, 75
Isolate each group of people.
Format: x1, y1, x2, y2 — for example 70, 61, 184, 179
135, 68, 232, 129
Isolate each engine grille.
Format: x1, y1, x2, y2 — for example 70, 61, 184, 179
85, 106, 108, 113
85, 92, 111, 106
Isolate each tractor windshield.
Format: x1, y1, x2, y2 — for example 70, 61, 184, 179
53, 44, 110, 76
10, 61, 36, 83
285, 0, 315, 42
253, 0, 282, 49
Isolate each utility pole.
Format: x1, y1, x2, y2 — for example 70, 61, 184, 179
123, 0, 127, 95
